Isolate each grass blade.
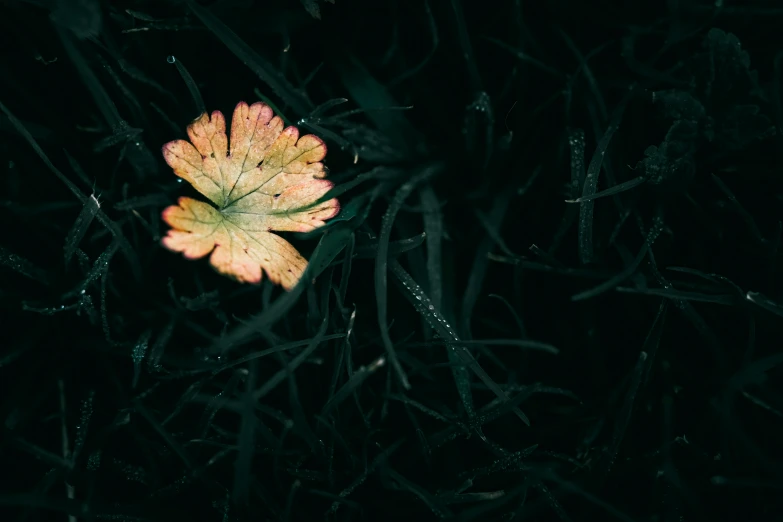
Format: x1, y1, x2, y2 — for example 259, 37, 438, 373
578, 85, 635, 264
188, 1, 313, 116
390, 259, 530, 426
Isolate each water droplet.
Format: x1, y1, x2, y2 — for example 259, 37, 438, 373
166, 56, 176, 64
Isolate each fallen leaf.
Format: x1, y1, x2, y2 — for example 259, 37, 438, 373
161, 101, 340, 288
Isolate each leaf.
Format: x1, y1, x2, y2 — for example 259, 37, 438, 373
161, 101, 340, 289
652, 90, 705, 121
700, 28, 759, 104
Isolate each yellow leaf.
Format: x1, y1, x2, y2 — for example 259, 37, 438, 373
160, 101, 340, 288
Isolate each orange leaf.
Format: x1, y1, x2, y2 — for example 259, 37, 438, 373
160, 101, 340, 288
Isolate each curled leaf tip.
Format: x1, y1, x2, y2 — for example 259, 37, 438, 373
160, 100, 339, 289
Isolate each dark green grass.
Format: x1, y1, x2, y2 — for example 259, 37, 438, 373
1, 0, 783, 521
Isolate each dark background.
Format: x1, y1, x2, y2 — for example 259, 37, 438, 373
1, 0, 782, 521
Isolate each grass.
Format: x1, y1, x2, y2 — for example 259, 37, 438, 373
1, 0, 783, 521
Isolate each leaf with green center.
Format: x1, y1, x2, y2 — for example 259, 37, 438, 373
161, 101, 340, 288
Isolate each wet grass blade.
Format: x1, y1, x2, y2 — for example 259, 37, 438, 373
407, 338, 559, 354
338, 236, 355, 309
593, 351, 647, 485
640, 301, 668, 387
253, 88, 293, 126
462, 186, 514, 336
150, 101, 182, 135
8, 437, 73, 470
648, 252, 726, 366
58, 29, 123, 128
745, 292, 783, 318
281, 347, 321, 454
385, 394, 459, 425
198, 370, 244, 438
148, 320, 175, 373
450, 0, 482, 92
534, 469, 637, 522
63, 194, 100, 266
550, 127, 585, 254
167, 55, 206, 118
376, 168, 438, 390
615, 286, 737, 305
233, 360, 257, 505
710, 174, 765, 244
131, 330, 151, 389
328, 49, 423, 156
484, 37, 564, 78
67, 240, 119, 298
321, 354, 385, 417
253, 315, 330, 400
558, 29, 608, 122
572, 214, 663, 301
326, 438, 404, 517
741, 390, 783, 417
419, 185, 443, 310
774, 51, 783, 164
188, 1, 312, 116
212, 334, 345, 375
0, 245, 49, 284
0, 495, 141, 520
578, 85, 635, 264
389, 1, 438, 86
390, 259, 530, 426
213, 222, 355, 353
0, 102, 140, 279
488, 294, 526, 337
348, 232, 426, 261
300, 120, 359, 163
384, 467, 453, 518
310, 98, 349, 118
569, 128, 586, 197
114, 193, 171, 211
566, 176, 646, 204
58, 29, 157, 179
132, 398, 194, 471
